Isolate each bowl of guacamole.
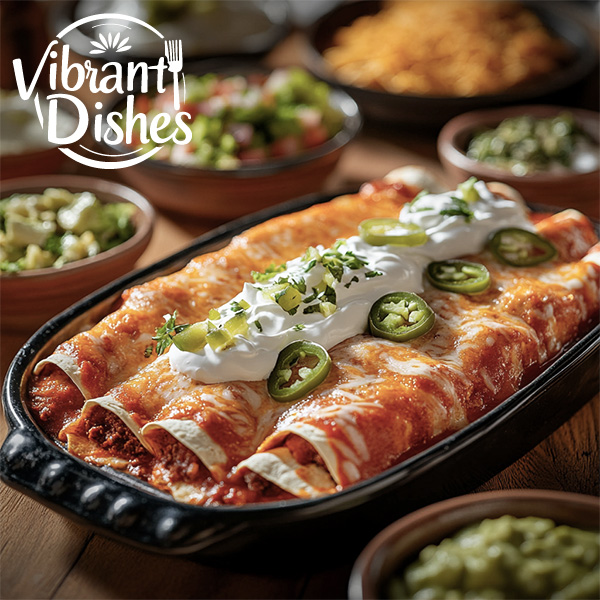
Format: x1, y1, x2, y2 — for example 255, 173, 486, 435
349, 490, 599, 600
438, 105, 599, 219
103, 64, 362, 219
1, 175, 154, 332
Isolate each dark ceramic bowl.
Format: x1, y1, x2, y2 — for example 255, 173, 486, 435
304, 1, 597, 129
0, 191, 598, 561
105, 65, 362, 219
438, 105, 600, 218
349, 490, 600, 600
49, 0, 290, 63
0, 175, 154, 333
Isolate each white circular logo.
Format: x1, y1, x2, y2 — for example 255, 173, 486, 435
12, 13, 191, 170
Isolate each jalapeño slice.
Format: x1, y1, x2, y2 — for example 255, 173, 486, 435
267, 340, 332, 402
369, 292, 435, 342
489, 228, 557, 267
426, 259, 491, 294
359, 218, 428, 247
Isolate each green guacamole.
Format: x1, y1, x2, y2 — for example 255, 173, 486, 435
466, 113, 598, 176
388, 515, 600, 599
0, 188, 135, 273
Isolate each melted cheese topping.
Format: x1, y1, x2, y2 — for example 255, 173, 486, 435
170, 181, 531, 383
29, 173, 600, 505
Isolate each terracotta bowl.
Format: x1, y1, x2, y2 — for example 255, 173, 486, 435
1, 175, 154, 333
107, 68, 362, 220
349, 490, 599, 600
438, 105, 600, 218
1, 146, 69, 180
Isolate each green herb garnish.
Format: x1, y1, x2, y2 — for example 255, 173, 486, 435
407, 189, 430, 211
440, 197, 474, 222
150, 311, 190, 356
230, 300, 249, 314
344, 275, 360, 289
252, 263, 286, 283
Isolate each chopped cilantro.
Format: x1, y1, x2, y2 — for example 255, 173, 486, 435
43, 233, 63, 255
230, 300, 247, 314
252, 263, 286, 283
304, 259, 317, 272
321, 247, 368, 282
344, 275, 359, 289
440, 196, 474, 222
303, 304, 321, 315
150, 311, 190, 356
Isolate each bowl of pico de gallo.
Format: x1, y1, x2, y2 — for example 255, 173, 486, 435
106, 64, 362, 220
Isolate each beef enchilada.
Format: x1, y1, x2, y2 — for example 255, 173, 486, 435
28, 170, 600, 505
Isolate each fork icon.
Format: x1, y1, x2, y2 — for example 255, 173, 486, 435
165, 40, 183, 110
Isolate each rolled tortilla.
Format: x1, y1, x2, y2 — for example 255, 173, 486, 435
28, 178, 427, 438
237, 215, 600, 499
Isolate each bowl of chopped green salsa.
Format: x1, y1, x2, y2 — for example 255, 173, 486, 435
104, 65, 361, 219
438, 106, 599, 218
349, 490, 599, 600
1, 175, 154, 332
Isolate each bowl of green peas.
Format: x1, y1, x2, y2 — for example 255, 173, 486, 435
106, 64, 362, 220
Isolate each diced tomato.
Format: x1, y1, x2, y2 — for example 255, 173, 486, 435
270, 135, 301, 158
302, 125, 329, 149
247, 73, 267, 86
135, 95, 151, 114
178, 102, 198, 120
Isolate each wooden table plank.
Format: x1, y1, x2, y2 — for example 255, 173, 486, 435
477, 394, 600, 495
53, 535, 306, 600
0, 490, 92, 600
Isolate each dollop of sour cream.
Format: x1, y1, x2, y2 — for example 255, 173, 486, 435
169, 181, 533, 383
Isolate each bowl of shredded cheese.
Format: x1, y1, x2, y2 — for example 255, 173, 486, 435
305, 0, 596, 128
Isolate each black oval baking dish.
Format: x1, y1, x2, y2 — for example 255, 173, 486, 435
1, 191, 598, 561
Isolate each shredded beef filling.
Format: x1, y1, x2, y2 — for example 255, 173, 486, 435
148, 429, 209, 485
240, 471, 295, 502
85, 408, 147, 458
285, 434, 326, 468
28, 365, 84, 438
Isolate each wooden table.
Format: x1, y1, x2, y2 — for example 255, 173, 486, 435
2, 31, 599, 600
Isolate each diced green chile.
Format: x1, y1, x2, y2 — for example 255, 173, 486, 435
489, 227, 557, 266
359, 218, 428, 247
369, 292, 435, 342
267, 340, 331, 402
426, 259, 491, 294
172, 321, 209, 352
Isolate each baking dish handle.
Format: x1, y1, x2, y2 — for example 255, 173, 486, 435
0, 427, 246, 554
